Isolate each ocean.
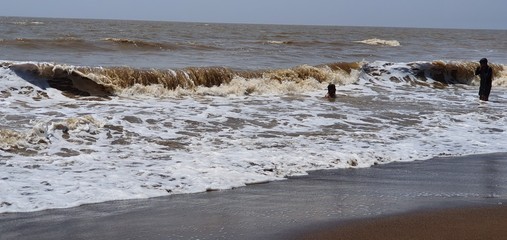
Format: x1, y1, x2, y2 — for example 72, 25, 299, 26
0, 16, 506, 213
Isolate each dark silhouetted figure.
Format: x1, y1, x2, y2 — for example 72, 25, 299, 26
325, 84, 336, 99
475, 58, 493, 101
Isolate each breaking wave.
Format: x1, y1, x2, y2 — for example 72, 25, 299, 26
11, 21, 44, 25
356, 38, 401, 46
1, 60, 506, 99
364, 61, 506, 86
264, 40, 294, 45
0, 61, 362, 98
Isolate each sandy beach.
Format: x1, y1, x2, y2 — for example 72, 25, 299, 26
297, 205, 507, 240
1, 153, 507, 240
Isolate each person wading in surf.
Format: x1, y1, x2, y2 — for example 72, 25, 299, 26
475, 58, 493, 101
325, 83, 336, 99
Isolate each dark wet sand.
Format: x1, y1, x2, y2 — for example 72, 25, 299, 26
297, 206, 507, 240
1, 153, 507, 240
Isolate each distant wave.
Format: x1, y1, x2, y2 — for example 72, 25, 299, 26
0, 37, 99, 51
101, 38, 175, 50
102, 38, 221, 51
11, 21, 44, 25
1, 60, 506, 98
264, 40, 294, 45
0, 37, 220, 52
356, 38, 401, 46
261, 40, 325, 47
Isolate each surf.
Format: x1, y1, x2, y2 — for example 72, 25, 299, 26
1, 58, 507, 213
1, 60, 505, 99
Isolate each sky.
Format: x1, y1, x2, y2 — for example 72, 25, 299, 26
1, 0, 506, 30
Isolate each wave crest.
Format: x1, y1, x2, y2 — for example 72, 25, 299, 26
11, 21, 44, 25
0, 37, 219, 52
417, 61, 504, 85
3, 60, 506, 99
102, 38, 178, 50
2, 61, 362, 98
264, 40, 293, 45
356, 38, 401, 46
100, 38, 220, 51
362, 60, 506, 88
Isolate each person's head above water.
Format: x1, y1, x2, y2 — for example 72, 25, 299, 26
479, 58, 488, 67
326, 84, 336, 98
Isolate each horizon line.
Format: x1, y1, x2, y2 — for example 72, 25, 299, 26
1, 15, 505, 31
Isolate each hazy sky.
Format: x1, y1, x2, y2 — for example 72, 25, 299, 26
1, 0, 506, 29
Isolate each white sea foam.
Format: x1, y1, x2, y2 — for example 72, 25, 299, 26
265, 40, 289, 45
11, 21, 44, 25
2, 18, 506, 213
1, 61, 506, 213
356, 38, 401, 46
114, 64, 362, 98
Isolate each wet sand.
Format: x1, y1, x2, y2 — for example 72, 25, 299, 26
1, 153, 507, 240
297, 205, 507, 240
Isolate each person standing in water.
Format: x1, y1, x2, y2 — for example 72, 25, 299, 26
475, 58, 493, 101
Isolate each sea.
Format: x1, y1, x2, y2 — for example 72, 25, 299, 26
0, 17, 506, 213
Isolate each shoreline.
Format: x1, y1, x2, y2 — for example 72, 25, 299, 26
1, 152, 507, 239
